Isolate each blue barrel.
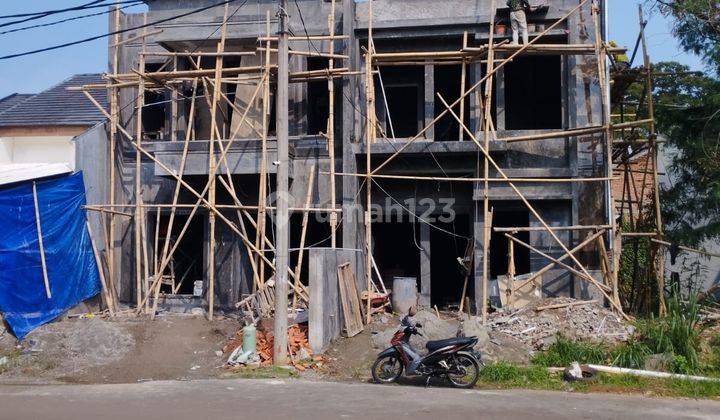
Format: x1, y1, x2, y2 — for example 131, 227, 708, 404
392, 277, 418, 314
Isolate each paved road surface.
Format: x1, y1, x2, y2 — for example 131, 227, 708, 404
0, 378, 718, 420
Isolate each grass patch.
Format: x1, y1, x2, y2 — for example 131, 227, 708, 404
476, 363, 720, 399
531, 336, 610, 367
476, 362, 565, 391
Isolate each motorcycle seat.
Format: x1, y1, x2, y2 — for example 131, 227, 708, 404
425, 336, 475, 352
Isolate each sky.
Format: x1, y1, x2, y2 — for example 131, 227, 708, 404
0, 0, 709, 99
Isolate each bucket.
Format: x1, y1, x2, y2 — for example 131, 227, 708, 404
392, 277, 418, 314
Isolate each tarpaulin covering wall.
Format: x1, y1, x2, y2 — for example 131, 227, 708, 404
0, 172, 101, 339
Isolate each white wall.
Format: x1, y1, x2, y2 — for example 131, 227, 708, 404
0, 136, 75, 169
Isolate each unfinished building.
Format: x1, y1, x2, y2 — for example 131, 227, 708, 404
73, 0, 662, 327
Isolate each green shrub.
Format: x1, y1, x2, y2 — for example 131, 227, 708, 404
636, 289, 703, 371
611, 340, 652, 369
531, 335, 609, 367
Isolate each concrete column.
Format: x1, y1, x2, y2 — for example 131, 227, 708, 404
473, 205, 485, 315
419, 222, 431, 307
423, 62, 434, 140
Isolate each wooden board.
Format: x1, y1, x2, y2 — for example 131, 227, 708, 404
337, 262, 363, 337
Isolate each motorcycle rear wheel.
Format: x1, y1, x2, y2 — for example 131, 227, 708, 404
446, 352, 480, 388
371, 354, 403, 383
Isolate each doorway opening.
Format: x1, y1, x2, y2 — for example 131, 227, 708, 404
431, 214, 471, 307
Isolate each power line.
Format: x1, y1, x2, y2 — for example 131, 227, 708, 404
0, 1, 145, 36
0, 1, 141, 29
0, 0, 241, 60
0, 0, 108, 19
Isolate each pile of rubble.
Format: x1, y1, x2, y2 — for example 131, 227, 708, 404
223, 324, 322, 371
487, 297, 633, 350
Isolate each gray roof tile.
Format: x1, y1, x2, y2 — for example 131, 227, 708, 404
0, 93, 33, 115
0, 74, 108, 127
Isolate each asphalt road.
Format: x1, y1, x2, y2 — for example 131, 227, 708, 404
0, 378, 718, 420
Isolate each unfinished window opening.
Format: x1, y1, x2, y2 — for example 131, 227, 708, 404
307, 57, 330, 135
433, 65, 478, 141
154, 212, 205, 295
504, 55, 562, 130
377, 66, 424, 138
373, 221, 420, 296
430, 215, 471, 308
489, 210, 530, 278
143, 63, 167, 140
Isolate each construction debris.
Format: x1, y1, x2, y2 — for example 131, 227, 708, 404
223, 323, 322, 371
487, 297, 632, 349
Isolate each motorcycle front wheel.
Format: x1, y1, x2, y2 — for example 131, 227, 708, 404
446, 352, 480, 388
371, 354, 403, 383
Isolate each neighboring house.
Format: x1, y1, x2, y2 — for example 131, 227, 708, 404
0, 74, 108, 174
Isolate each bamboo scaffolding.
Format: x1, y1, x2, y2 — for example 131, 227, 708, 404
370, 0, 592, 176
436, 94, 605, 306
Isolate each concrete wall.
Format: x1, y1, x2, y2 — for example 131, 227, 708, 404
308, 247, 366, 354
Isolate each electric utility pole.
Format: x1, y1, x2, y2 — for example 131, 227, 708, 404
273, 0, 290, 366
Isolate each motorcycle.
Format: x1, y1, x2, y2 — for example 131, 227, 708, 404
371, 315, 483, 388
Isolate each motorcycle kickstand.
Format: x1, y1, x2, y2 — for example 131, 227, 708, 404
425, 375, 432, 388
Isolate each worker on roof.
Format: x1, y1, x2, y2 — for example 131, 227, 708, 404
608, 40, 630, 71
507, 0, 531, 45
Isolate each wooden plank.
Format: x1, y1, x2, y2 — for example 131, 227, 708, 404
337, 263, 363, 337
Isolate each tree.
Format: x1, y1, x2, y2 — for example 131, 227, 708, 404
652, 61, 720, 246
652, 0, 720, 74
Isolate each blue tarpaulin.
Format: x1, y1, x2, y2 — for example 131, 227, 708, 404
0, 172, 101, 339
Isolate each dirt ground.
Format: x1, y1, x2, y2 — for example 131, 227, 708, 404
0, 314, 239, 384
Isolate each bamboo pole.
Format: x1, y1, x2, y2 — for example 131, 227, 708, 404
326, 171, 616, 183
293, 165, 316, 307
507, 234, 515, 308
86, 219, 114, 315
32, 182, 52, 299
639, 4, 665, 315
205, 3, 230, 321
328, 0, 338, 248
255, 11, 272, 291
370, 0, 591, 176
365, 0, 375, 324
481, 0, 497, 321
458, 31, 468, 141
134, 15, 147, 311
592, 0, 618, 309
108, 4, 120, 303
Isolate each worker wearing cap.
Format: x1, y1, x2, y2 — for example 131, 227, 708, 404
507, 0, 530, 45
